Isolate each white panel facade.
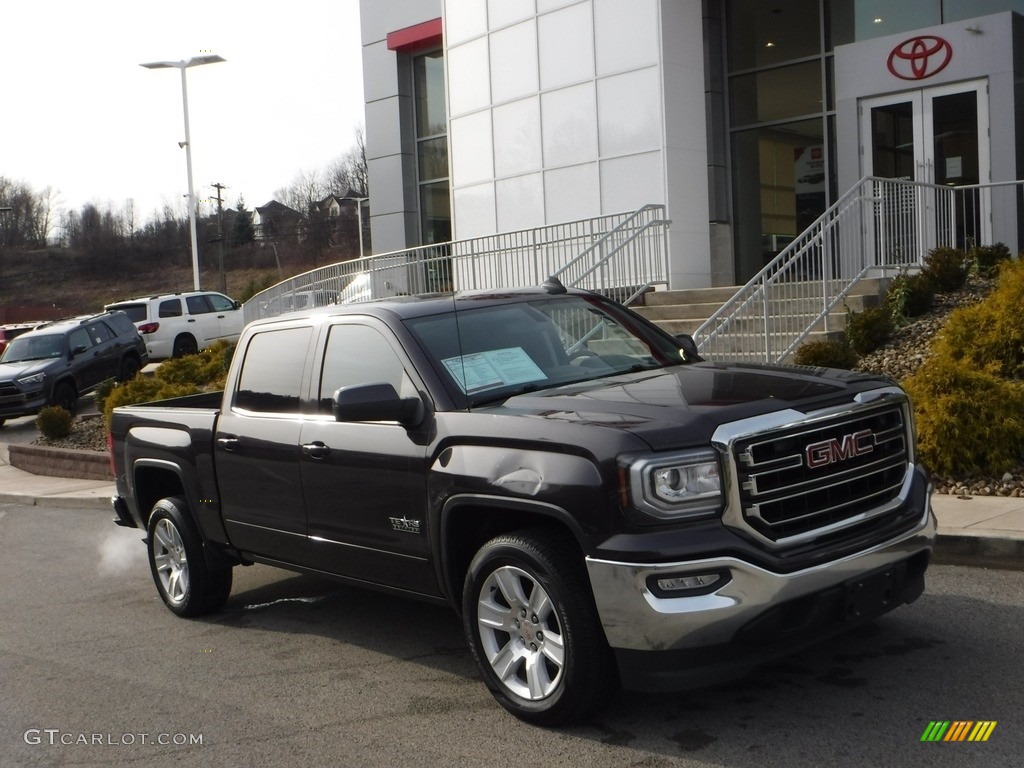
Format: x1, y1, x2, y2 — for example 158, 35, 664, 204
540, 83, 598, 167
538, 3, 595, 90
363, 0, 712, 287
489, 20, 539, 103
492, 97, 542, 177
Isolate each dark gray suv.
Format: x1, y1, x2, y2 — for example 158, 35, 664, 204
0, 311, 148, 426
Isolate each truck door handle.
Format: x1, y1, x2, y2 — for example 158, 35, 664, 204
217, 436, 239, 451
302, 441, 331, 459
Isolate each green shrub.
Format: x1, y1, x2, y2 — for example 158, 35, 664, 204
846, 305, 894, 354
969, 242, 1012, 278
791, 339, 859, 369
932, 258, 1024, 377
886, 272, 934, 319
93, 377, 116, 417
36, 406, 75, 439
237, 274, 278, 303
903, 356, 1024, 475
102, 341, 234, 426
922, 246, 968, 292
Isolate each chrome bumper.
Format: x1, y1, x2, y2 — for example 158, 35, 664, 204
585, 496, 935, 653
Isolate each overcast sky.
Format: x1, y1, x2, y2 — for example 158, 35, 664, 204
2, 0, 365, 225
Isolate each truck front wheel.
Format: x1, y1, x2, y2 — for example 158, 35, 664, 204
462, 529, 617, 725
147, 496, 232, 617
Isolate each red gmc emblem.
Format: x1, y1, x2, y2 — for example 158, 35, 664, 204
805, 430, 874, 469
887, 36, 952, 81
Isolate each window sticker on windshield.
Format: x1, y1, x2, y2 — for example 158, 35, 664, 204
442, 347, 547, 393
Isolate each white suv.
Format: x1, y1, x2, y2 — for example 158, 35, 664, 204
105, 291, 244, 359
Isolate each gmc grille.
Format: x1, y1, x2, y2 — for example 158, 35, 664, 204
732, 405, 909, 546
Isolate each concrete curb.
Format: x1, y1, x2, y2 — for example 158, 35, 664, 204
932, 531, 1024, 570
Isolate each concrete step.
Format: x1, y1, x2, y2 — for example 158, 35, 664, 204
639, 277, 888, 359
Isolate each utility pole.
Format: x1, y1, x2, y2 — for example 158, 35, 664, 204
211, 182, 227, 294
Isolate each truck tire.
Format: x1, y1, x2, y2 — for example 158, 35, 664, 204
462, 528, 617, 725
52, 382, 78, 415
172, 334, 199, 357
147, 496, 232, 618
119, 356, 141, 382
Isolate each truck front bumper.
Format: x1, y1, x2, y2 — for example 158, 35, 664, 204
585, 488, 936, 692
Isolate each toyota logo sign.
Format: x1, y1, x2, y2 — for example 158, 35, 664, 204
887, 36, 952, 80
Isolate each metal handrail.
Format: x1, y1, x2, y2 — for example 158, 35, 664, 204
693, 177, 1024, 363
244, 205, 671, 325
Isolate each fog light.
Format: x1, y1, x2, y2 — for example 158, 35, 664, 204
649, 570, 730, 597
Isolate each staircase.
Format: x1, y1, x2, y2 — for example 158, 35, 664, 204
634, 279, 888, 361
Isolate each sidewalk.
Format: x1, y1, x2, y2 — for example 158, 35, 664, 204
0, 445, 1021, 568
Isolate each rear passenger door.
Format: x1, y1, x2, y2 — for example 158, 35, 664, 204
215, 322, 315, 563
184, 294, 220, 347
299, 320, 437, 595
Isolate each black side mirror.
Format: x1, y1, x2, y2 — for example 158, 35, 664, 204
675, 334, 704, 362
333, 382, 424, 427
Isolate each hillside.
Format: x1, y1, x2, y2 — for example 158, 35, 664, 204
0, 245, 337, 321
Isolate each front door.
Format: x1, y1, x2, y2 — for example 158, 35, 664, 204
861, 80, 990, 254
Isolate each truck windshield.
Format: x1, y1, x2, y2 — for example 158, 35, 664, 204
406, 294, 686, 405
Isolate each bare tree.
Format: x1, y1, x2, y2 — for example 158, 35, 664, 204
326, 126, 368, 196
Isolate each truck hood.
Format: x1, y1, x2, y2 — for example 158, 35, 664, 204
483, 362, 895, 450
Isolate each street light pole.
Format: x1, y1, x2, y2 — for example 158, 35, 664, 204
342, 196, 369, 259
141, 55, 225, 291
0, 205, 11, 281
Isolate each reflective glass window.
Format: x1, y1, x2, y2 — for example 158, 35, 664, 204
728, 0, 821, 70
730, 61, 822, 126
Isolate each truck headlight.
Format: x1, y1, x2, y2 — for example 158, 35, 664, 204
17, 372, 45, 388
624, 449, 723, 521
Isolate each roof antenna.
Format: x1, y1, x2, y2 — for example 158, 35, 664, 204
542, 275, 567, 294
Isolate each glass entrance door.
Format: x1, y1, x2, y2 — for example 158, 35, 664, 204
861, 81, 989, 256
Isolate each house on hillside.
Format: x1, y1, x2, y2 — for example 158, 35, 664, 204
254, 200, 304, 244
310, 192, 371, 258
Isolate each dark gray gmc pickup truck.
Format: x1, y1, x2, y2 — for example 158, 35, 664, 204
109, 282, 935, 724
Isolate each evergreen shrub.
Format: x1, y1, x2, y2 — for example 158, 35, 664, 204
791, 339, 859, 369
903, 356, 1024, 475
36, 406, 74, 439
846, 305, 894, 354
922, 246, 968, 292
886, 272, 934, 319
970, 242, 1012, 278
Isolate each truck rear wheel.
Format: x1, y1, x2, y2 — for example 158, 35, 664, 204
147, 496, 232, 617
462, 528, 617, 725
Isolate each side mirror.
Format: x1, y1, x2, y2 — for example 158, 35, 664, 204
675, 334, 704, 362
333, 382, 424, 428
233, 300, 241, 309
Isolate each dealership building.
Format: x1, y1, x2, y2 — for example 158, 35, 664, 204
357, 1, 1024, 290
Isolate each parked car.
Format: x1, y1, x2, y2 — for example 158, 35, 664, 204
0, 310, 147, 425
261, 289, 340, 315
104, 291, 243, 359
0, 323, 37, 356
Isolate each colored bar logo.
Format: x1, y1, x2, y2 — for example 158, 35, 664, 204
921, 721, 997, 742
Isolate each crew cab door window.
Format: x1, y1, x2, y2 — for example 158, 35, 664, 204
233, 327, 311, 413
301, 322, 435, 593
318, 324, 418, 412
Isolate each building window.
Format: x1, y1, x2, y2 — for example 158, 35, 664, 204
413, 50, 450, 248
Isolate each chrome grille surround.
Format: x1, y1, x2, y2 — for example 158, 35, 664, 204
712, 387, 916, 550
